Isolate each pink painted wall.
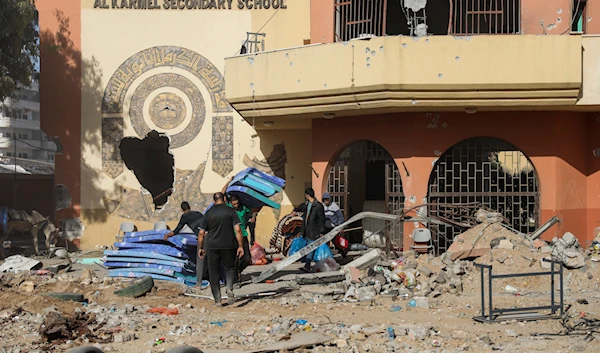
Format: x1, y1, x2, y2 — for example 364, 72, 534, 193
312, 112, 597, 248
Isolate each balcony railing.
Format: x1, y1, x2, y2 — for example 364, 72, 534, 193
334, 0, 521, 41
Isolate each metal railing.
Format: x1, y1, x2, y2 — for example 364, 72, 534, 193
451, 0, 521, 35
334, 0, 388, 42
244, 32, 266, 54
473, 258, 564, 323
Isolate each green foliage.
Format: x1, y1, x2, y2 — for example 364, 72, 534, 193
0, 0, 39, 101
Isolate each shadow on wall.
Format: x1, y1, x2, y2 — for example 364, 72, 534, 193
40, 10, 121, 224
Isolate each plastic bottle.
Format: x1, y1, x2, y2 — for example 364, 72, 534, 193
387, 327, 395, 340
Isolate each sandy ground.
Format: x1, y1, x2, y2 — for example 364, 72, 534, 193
0, 249, 598, 353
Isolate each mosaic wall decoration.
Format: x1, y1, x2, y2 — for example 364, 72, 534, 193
101, 46, 231, 114
129, 73, 205, 149
101, 46, 232, 180
212, 116, 234, 177
149, 93, 187, 129
102, 117, 124, 178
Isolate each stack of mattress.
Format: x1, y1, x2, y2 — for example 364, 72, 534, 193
205, 168, 286, 212
104, 229, 198, 285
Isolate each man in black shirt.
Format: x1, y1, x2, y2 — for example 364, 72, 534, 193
163, 201, 204, 240
163, 202, 207, 288
198, 192, 244, 307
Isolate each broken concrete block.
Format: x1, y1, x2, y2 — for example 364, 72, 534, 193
561, 232, 579, 248
407, 326, 429, 340
497, 240, 514, 250
496, 253, 509, 264
447, 237, 490, 261
417, 265, 433, 277
403, 261, 418, 270
412, 297, 430, 309
540, 246, 552, 253
533, 239, 546, 249
343, 250, 382, 271
345, 267, 362, 285
19, 281, 34, 293
490, 237, 507, 249
432, 272, 447, 284
561, 249, 585, 269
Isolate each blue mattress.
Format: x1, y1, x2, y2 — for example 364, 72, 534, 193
108, 271, 185, 283
123, 229, 169, 237
243, 167, 285, 188
114, 242, 190, 259
231, 173, 281, 197
226, 185, 280, 210
104, 250, 188, 263
108, 267, 175, 276
104, 256, 188, 267
169, 234, 198, 247
104, 261, 184, 270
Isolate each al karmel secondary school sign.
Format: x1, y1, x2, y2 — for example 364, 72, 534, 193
93, 0, 288, 9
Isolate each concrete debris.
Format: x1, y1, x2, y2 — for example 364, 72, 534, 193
497, 239, 514, 250
552, 232, 585, 269
0, 255, 42, 273
560, 248, 586, 269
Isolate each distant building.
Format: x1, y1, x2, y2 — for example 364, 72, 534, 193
0, 74, 56, 163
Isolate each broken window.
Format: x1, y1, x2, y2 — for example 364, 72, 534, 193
571, 0, 586, 33
334, 0, 519, 40
427, 137, 539, 255
451, 0, 521, 35
119, 131, 174, 210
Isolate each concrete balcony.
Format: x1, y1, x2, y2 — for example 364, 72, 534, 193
225, 35, 582, 126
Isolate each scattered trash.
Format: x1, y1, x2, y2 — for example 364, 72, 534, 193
210, 320, 228, 326
577, 299, 589, 305
153, 337, 166, 346
147, 307, 179, 316
387, 327, 395, 340
390, 306, 402, 312
0, 255, 42, 273
296, 319, 308, 325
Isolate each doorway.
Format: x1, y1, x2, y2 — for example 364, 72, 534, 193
326, 140, 404, 248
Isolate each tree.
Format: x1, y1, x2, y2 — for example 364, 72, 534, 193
0, 0, 38, 101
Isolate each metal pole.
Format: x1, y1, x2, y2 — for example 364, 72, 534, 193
480, 266, 485, 318
488, 267, 493, 321
559, 262, 564, 315
550, 261, 555, 314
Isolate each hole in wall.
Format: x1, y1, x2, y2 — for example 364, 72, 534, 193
119, 130, 174, 209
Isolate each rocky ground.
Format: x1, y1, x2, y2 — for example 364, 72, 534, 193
0, 251, 599, 353
1, 210, 600, 353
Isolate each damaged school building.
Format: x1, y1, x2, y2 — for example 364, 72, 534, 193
38, 0, 600, 252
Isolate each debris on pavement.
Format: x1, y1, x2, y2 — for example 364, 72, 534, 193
0, 255, 42, 273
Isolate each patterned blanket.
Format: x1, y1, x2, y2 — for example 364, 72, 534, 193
270, 213, 304, 255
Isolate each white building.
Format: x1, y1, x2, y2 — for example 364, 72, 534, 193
0, 75, 56, 163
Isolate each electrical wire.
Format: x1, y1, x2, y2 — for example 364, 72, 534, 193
559, 0, 583, 35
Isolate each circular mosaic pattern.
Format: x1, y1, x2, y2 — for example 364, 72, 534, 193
149, 93, 187, 129
129, 73, 206, 149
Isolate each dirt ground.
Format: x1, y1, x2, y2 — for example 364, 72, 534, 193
0, 250, 598, 353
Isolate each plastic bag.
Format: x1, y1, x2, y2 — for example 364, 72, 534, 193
288, 237, 307, 257
313, 243, 334, 262
315, 257, 340, 273
250, 242, 267, 265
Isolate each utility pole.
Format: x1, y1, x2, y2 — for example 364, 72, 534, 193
13, 134, 17, 208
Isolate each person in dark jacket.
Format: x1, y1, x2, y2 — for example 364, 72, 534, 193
292, 188, 326, 273
163, 202, 209, 289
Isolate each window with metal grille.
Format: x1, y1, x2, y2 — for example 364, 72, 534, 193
451, 0, 521, 35
427, 137, 539, 255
